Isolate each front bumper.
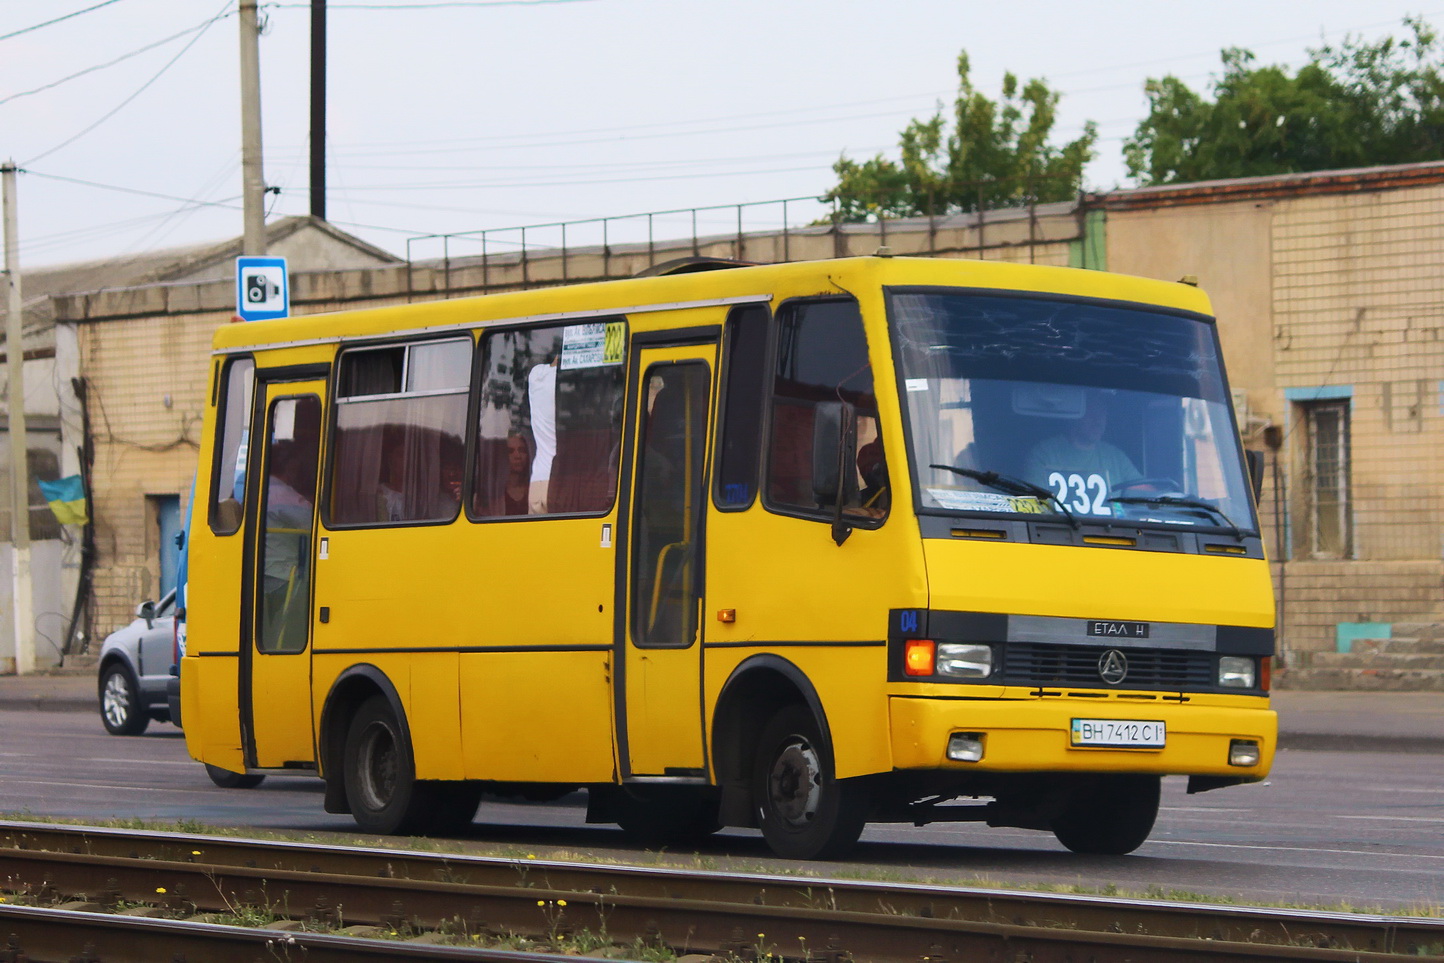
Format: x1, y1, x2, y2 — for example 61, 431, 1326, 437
890, 695, 1275, 778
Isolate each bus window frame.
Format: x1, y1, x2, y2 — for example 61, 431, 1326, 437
759, 295, 889, 530
319, 333, 474, 532
463, 316, 630, 525
208, 353, 256, 537
711, 303, 772, 514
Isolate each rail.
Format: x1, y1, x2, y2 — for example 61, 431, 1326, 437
1, 821, 1439, 961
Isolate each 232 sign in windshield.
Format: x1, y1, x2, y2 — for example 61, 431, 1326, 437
1047, 471, 1111, 516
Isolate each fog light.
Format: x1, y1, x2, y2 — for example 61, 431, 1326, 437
1229, 739, 1260, 767
936, 643, 993, 679
947, 732, 985, 762
1218, 656, 1256, 688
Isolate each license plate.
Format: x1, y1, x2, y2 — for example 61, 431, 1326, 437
1071, 718, 1166, 749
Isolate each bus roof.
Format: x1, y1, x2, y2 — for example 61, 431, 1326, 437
212, 255, 1215, 354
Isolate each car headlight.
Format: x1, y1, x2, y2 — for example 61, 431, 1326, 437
937, 643, 993, 679
1218, 656, 1256, 688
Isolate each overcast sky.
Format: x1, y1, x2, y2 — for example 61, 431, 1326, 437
3, 0, 1441, 270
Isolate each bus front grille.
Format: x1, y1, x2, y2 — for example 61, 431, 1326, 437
1002, 643, 1215, 691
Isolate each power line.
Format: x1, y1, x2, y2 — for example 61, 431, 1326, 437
0, 0, 127, 43
22, 0, 233, 166
21, 168, 245, 211
0, 12, 234, 108
263, 0, 592, 7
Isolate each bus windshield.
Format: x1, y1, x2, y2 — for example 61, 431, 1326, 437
889, 289, 1258, 534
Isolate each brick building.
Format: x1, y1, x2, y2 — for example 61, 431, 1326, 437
45, 162, 1444, 679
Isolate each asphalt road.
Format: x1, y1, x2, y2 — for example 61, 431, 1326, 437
1, 707, 1440, 913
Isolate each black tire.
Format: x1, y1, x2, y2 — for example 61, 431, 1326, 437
751, 705, 868, 860
205, 763, 265, 789
99, 663, 149, 736
612, 786, 721, 847
1051, 774, 1161, 855
342, 694, 480, 835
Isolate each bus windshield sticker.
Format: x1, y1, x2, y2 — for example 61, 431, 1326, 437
927, 489, 1049, 514
561, 321, 625, 369
905, 378, 929, 392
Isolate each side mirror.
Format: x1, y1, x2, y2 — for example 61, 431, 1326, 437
1244, 449, 1265, 502
137, 600, 157, 629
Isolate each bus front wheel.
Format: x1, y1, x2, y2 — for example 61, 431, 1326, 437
752, 705, 867, 860
1050, 774, 1160, 855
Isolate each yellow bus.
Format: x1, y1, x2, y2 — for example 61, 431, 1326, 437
183, 255, 1275, 858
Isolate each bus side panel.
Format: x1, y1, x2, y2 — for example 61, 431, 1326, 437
181, 652, 244, 771
704, 511, 926, 781
459, 652, 615, 782
451, 519, 617, 782
313, 519, 616, 784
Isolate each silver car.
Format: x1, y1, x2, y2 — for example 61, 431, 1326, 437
97, 590, 178, 735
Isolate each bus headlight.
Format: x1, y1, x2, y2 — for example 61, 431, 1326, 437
937, 643, 993, 679
1218, 656, 1256, 688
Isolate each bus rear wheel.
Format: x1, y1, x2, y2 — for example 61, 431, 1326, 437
751, 705, 867, 860
1050, 774, 1160, 855
343, 695, 481, 836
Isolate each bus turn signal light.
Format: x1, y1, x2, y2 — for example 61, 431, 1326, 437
904, 639, 936, 676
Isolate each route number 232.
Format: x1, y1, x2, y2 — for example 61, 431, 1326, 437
1047, 471, 1110, 515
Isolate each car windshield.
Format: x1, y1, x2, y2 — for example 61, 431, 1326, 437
888, 289, 1257, 534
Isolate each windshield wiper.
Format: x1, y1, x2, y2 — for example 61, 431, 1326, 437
1110, 495, 1243, 538
929, 464, 1078, 529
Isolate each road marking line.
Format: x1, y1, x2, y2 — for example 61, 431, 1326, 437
1153, 839, 1444, 860
0, 780, 219, 794
1339, 815, 1444, 824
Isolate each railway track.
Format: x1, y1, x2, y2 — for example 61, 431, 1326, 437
1, 820, 1439, 961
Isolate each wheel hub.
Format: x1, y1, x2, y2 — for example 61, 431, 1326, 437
767, 737, 822, 827
102, 674, 129, 727
358, 722, 397, 811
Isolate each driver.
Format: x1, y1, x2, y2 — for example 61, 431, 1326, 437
1024, 391, 1139, 493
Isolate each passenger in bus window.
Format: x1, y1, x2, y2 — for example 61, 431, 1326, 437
503, 431, 533, 515
528, 360, 557, 514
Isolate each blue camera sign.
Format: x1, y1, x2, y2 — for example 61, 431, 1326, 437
235, 256, 289, 321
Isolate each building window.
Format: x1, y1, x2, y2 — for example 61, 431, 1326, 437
1301, 400, 1351, 558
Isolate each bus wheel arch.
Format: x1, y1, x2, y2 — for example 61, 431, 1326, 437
318, 665, 409, 817
711, 656, 833, 829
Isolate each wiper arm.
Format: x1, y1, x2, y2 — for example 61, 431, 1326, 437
929, 464, 1078, 529
1111, 495, 1243, 538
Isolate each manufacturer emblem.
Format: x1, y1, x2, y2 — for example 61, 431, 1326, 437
1098, 649, 1129, 685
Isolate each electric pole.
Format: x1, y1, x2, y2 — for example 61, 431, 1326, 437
2, 161, 35, 676
239, 0, 266, 254
310, 0, 326, 221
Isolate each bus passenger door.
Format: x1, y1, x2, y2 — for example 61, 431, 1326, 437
621, 343, 716, 777
243, 382, 325, 770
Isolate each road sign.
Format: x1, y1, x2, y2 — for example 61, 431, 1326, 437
235, 256, 289, 321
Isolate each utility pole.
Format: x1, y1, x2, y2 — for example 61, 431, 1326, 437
310, 0, 326, 221
2, 161, 35, 676
239, 0, 267, 254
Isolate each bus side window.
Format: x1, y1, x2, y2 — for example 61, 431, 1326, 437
713, 304, 769, 511
329, 338, 471, 526
765, 299, 888, 522
210, 356, 255, 535
471, 322, 626, 519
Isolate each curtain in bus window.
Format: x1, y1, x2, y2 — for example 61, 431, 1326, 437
330, 339, 469, 526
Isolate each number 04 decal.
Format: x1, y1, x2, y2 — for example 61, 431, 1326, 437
1048, 471, 1109, 515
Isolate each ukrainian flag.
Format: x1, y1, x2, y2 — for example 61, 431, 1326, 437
38, 475, 88, 525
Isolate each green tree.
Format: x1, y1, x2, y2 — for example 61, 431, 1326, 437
823, 53, 1097, 222
1125, 17, 1444, 185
